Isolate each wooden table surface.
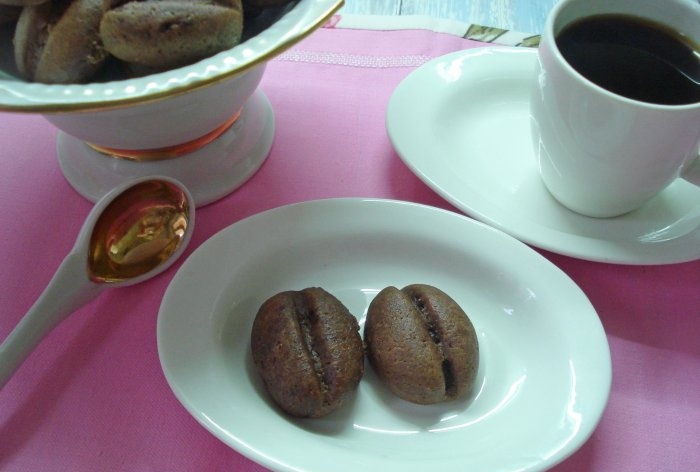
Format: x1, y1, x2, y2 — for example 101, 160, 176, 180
339, 0, 559, 34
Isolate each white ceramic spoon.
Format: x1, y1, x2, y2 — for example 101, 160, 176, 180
0, 176, 195, 389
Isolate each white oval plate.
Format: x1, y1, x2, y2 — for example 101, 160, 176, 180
386, 47, 700, 265
158, 198, 611, 472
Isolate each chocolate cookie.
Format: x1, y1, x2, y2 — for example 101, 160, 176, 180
13, 0, 111, 83
251, 287, 364, 418
99, 0, 244, 69
364, 284, 479, 404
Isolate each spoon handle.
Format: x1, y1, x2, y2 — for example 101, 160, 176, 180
0, 252, 104, 389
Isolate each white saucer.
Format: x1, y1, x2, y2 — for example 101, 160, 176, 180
386, 47, 700, 265
158, 198, 611, 472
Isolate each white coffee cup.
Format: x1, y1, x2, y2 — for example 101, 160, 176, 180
530, 0, 700, 218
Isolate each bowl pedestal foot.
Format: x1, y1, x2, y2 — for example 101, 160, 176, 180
57, 88, 274, 207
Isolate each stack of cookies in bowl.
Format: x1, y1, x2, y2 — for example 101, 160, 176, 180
0, 0, 342, 206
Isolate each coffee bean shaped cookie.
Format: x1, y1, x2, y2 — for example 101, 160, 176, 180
251, 287, 364, 418
364, 284, 479, 404
100, 0, 244, 69
14, 0, 111, 83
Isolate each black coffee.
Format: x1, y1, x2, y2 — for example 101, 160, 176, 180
556, 14, 700, 105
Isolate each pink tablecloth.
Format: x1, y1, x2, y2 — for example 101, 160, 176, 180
1, 26, 699, 472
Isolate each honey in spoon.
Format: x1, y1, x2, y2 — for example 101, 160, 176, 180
88, 179, 190, 283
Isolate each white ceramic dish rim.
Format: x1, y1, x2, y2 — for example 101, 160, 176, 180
157, 197, 612, 472
386, 46, 700, 265
0, 0, 342, 112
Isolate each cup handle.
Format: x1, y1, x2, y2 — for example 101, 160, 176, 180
681, 152, 700, 186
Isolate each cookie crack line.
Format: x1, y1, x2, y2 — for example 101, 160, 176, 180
410, 293, 457, 397
294, 294, 330, 399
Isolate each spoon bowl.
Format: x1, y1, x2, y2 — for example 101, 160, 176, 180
0, 176, 194, 389
88, 179, 191, 283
